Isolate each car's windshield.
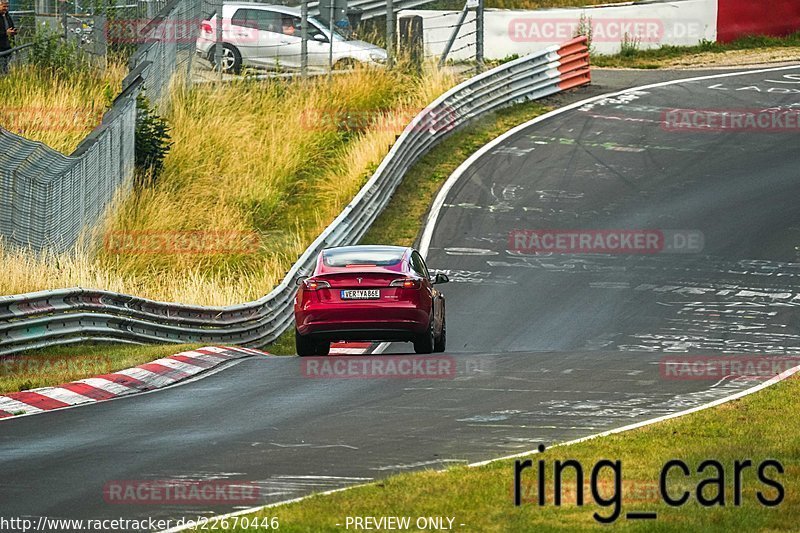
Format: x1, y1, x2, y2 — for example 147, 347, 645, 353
309, 16, 347, 40
323, 247, 404, 267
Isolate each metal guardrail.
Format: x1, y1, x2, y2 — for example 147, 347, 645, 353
307, 0, 438, 20
0, 42, 33, 68
0, 37, 591, 356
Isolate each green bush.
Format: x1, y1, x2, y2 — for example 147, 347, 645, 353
28, 28, 91, 75
134, 93, 172, 188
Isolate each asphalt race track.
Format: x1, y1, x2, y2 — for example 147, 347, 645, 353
2, 65, 799, 529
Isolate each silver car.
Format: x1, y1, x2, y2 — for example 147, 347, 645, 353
196, 3, 387, 74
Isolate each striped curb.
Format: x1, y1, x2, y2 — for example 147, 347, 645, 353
329, 342, 374, 355
0, 346, 267, 420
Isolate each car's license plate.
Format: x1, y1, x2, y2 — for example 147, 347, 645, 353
341, 289, 380, 300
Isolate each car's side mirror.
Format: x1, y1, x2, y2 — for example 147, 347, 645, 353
433, 273, 449, 285
313, 33, 328, 43
295, 275, 309, 286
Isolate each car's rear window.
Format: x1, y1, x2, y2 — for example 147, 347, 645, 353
323, 248, 404, 267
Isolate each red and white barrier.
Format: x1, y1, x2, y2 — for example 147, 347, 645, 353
0, 346, 267, 420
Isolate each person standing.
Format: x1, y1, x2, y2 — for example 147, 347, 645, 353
0, 0, 17, 74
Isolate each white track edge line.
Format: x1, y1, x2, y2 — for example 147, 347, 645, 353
419, 63, 800, 257
468, 364, 800, 466
164, 63, 800, 530
161, 364, 800, 533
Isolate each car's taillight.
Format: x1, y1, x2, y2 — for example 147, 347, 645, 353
304, 279, 331, 291
201, 21, 212, 33
390, 278, 420, 289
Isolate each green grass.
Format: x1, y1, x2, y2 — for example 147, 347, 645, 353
0, 343, 202, 394
593, 32, 800, 69
200, 374, 800, 532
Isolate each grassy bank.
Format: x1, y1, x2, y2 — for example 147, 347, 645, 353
0, 64, 457, 305
594, 33, 800, 69
0, 343, 201, 394
0, 61, 126, 154
205, 374, 800, 532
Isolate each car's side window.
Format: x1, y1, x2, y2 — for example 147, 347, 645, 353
258, 11, 283, 33
411, 252, 429, 278
231, 9, 255, 29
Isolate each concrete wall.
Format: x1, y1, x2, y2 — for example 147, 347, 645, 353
403, 0, 718, 61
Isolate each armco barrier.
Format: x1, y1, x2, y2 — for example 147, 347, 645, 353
717, 0, 800, 43
309, 0, 437, 21
0, 37, 590, 356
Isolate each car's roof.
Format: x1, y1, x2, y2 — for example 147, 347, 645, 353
223, 2, 301, 15
323, 245, 410, 254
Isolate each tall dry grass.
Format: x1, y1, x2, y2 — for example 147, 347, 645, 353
0, 61, 126, 154
0, 64, 458, 305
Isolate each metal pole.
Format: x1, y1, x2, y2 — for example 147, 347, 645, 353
438, 2, 469, 69
214, 0, 223, 80
328, 1, 334, 76
476, 0, 484, 72
301, 0, 308, 78
61, 0, 67, 42
386, 0, 394, 68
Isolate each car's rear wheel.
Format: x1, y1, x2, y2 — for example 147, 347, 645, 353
211, 43, 242, 74
334, 58, 358, 70
296, 329, 318, 357
434, 316, 446, 353
414, 316, 435, 354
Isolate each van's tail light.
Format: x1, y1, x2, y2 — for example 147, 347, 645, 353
390, 278, 421, 289
201, 21, 213, 34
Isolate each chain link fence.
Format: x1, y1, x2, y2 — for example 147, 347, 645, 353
0, 0, 199, 253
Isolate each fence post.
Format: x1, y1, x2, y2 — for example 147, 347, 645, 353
301, 0, 308, 78
214, 0, 222, 79
476, 0, 484, 72
386, 0, 394, 68
439, 1, 469, 68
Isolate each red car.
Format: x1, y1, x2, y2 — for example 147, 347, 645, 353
294, 245, 449, 356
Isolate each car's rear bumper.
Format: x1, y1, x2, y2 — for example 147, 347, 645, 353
296, 304, 428, 341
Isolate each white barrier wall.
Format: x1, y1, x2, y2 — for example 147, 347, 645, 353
402, 0, 717, 60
